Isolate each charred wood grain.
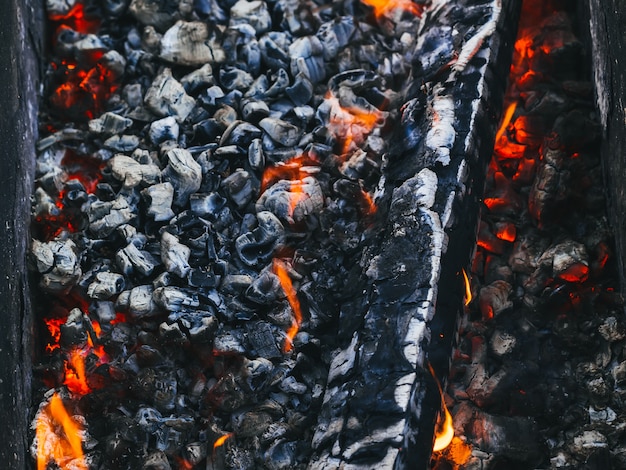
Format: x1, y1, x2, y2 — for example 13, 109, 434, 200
586, 0, 626, 304
308, 1, 522, 468
0, 0, 43, 466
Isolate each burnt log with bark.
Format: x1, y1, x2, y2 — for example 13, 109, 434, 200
0, 0, 42, 466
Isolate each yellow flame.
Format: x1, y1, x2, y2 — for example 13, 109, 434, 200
462, 268, 472, 306
495, 102, 517, 144
213, 432, 234, 450
428, 363, 455, 452
361, 0, 423, 20
35, 393, 87, 470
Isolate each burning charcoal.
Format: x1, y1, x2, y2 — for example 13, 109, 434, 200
214, 331, 246, 354
235, 211, 285, 266
187, 314, 218, 343
259, 35, 290, 72
144, 68, 196, 122
159, 21, 226, 66
242, 357, 274, 392
162, 148, 202, 207
317, 17, 356, 61
256, 176, 324, 224
142, 182, 175, 222
258, 117, 302, 147
161, 231, 191, 278
222, 169, 257, 210
88, 195, 137, 237
479, 280, 513, 320
219, 66, 254, 91
141, 26, 162, 54
528, 135, 568, 225
31, 239, 82, 293
119, 285, 158, 317
232, 409, 272, 438
453, 402, 542, 464
88, 112, 133, 135
110, 154, 161, 188
221, 121, 263, 148
87, 271, 126, 300
143, 451, 172, 470
117, 242, 158, 277
59, 308, 89, 347
489, 330, 517, 357
181, 63, 214, 94
286, 73, 314, 106
524, 240, 589, 295
159, 321, 187, 344
32, 187, 60, 218
46, 0, 77, 17
264, 440, 298, 470
153, 286, 199, 311
149, 116, 180, 144
289, 36, 325, 83
509, 228, 550, 274
182, 442, 207, 467
245, 270, 282, 305
242, 101, 270, 123
230, 0, 271, 35
245, 321, 281, 358
104, 134, 141, 152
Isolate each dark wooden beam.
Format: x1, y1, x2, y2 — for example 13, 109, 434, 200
587, 0, 626, 299
0, 0, 42, 466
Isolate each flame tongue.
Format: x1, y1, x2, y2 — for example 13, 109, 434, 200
428, 363, 455, 453
272, 259, 303, 353
35, 393, 88, 470
361, 0, 424, 20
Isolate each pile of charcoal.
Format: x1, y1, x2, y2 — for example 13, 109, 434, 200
433, 1, 626, 469
29, 0, 509, 468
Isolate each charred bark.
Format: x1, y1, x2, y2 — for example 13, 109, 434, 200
0, 0, 42, 466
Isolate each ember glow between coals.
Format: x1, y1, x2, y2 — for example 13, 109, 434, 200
434, 0, 620, 467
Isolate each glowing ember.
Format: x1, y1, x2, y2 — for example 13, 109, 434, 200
64, 349, 91, 396
35, 393, 87, 470
461, 269, 472, 307
272, 259, 303, 353
361, 0, 423, 20
44, 317, 66, 352
261, 154, 318, 192
48, 3, 100, 34
326, 93, 385, 156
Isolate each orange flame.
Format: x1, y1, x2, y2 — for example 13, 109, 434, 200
461, 269, 472, 307
45, 317, 66, 352
428, 363, 454, 452
360, 188, 377, 216
64, 349, 91, 396
326, 93, 384, 156
35, 393, 87, 470
361, 0, 423, 20
495, 102, 517, 145
213, 433, 234, 451
272, 259, 303, 353
261, 154, 319, 192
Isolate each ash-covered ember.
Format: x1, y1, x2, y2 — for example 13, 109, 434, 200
435, 0, 626, 468
30, 0, 507, 468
